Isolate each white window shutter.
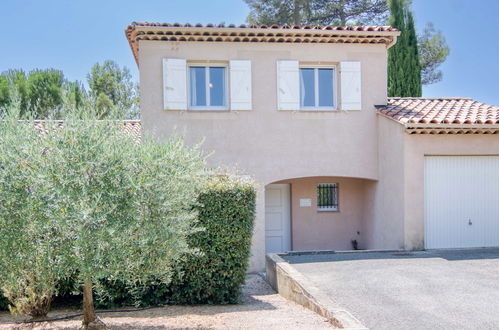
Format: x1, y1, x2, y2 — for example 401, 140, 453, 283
340, 61, 362, 110
229, 60, 252, 110
277, 60, 300, 110
163, 58, 187, 110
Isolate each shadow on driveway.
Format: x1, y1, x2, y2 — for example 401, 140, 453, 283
284, 247, 499, 264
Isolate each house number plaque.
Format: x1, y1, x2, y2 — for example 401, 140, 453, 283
300, 198, 312, 207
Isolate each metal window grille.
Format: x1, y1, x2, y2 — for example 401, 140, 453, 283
317, 183, 338, 211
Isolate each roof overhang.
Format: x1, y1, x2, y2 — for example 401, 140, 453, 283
378, 112, 499, 135
125, 23, 400, 66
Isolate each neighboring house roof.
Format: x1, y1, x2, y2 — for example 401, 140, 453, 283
125, 22, 400, 65
122, 120, 141, 138
32, 120, 142, 140
377, 98, 499, 134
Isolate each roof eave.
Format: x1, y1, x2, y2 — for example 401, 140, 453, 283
405, 123, 499, 129
377, 112, 499, 134
130, 25, 400, 37
125, 25, 400, 67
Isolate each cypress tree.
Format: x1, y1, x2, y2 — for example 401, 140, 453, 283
388, 0, 422, 97
406, 11, 422, 96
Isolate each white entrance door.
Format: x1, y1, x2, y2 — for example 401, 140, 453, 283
265, 184, 291, 253
425, 156, 499, 249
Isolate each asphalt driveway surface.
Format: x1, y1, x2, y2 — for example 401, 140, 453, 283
284, 248, 499, 330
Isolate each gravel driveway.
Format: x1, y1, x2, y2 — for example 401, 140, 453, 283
284, 248, 499, 330
0, 274, 332, 329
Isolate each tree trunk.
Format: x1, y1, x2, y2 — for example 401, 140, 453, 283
83, 280, 96, 324
339, 0, 347, 25
80, 280, 107, 330
293, 0, 300, 25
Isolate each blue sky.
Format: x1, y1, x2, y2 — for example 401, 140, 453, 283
1, 0, 498, 105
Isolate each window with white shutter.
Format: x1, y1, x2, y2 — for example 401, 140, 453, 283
163, 59, 253, 111
299, 65, 337, 110
340, 61, 362, 111
163, 58, 187, 110
229, 60, 252, 110
277, 60, 300, 110
188, 63, 228, 110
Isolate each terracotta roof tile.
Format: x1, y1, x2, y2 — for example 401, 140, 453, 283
377, 98, 499, 126
128, 22, 397, 32
125, 22, 399, 65
123, 120, 141, 139
32, 120, 141, 140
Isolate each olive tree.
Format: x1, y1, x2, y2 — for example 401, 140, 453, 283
0, 110, 68, 318
0, 109, 206, 328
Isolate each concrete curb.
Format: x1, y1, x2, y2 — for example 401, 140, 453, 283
284, 248, 407, 256
266, 253, 368, 330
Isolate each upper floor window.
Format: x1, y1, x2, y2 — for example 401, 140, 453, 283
299, 67, 336, 110
189, 64, 228, 110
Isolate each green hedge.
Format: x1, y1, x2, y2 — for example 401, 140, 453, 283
167, 175, 256, 304
0, 175, 256, 310
97, 175, 256, 307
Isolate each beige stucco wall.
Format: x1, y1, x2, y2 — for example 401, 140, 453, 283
136, 39, 499, 270
138, 40, 389, 271
367, 115, 406, 250
276, 177, 370, 251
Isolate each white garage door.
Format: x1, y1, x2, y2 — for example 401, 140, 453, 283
425, 156, 499, 249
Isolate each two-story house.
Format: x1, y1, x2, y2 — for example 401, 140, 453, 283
126, 22, 499, 272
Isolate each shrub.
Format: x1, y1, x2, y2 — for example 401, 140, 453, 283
167, 175, 256, 304
2, 276, 53, 317
95, 175, 256, 307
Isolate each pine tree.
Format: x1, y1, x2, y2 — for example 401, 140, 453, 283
245, 0, 448, 86
388, 0, 422, 97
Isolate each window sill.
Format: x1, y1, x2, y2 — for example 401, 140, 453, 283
187, 108, 229, 111
299, 107, 337, 111
317, 208, 339, 212
278, 109, 360, 112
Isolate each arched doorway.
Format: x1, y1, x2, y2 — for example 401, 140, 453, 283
265, 176, 375, 253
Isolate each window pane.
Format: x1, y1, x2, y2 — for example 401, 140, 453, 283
190, 66, 206, 106
300, 68, 315, 107
209, 67, 226, 106
318, 69, 334, 107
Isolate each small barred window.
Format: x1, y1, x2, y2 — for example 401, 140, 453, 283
317, 183, 338, 211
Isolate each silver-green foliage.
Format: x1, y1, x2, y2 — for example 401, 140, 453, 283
0, 108, 206, 316
0, 109, 63, 316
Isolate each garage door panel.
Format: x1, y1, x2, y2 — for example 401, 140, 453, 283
425, 156, 499, 249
